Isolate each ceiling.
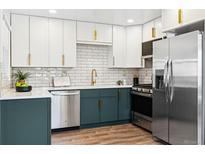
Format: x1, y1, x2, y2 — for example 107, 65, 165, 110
9, 9, 161, 25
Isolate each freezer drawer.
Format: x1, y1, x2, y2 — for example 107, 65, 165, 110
51, 91, 80, 129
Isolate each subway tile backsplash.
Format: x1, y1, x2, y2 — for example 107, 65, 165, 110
12, 44, 147, 87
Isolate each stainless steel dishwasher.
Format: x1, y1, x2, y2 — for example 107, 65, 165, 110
50, 90, 80, 129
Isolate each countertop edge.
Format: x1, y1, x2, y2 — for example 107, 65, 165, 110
0, 85, 132, 100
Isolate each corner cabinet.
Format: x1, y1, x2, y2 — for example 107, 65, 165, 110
0, 98, 51, 145
111, 25, 142, 68
162, 9, 205, 32
126, 25, 142, 67
80, 88, 130, 127
77, 21, 112, 45
11, 14, 76, 67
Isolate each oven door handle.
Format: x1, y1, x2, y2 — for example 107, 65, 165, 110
131, 91, 152, 98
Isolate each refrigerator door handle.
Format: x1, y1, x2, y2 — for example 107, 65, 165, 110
163, 59, 169, 102
168, 59, 174, 103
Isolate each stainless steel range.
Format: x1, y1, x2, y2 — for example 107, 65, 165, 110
131, 84, 152, 131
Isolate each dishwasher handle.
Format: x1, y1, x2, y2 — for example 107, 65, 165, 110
50, 91, 80, 96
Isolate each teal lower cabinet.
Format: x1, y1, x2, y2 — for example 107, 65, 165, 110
118, 88, 131, 120
80, 88, 130, 128
0, 98, 51, 145
100, 89, 118, 122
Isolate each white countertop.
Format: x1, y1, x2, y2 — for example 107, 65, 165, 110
0, 85, 132, 100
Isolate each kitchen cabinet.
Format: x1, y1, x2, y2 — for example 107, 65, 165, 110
142, 20, 155, 42
142, 17, 164, 42
48, 19, 63, 67
154, 17, 164, 39
112, 26, 126, 67
80, 88, 130, 127
77, 21, 112, 45
100, 89, 118, 122
118, 88, 131, 120
11, 14, 76, 67
95, 24, 112, 43
0, 98, 51, 145
162, 9, 205, 32
80, 89, 101, 125
63, 20, 76, 67
49, 19, 77, 67
30, 16, 49, 67
112, 25, 142, 68
126, 25, 142, 67
11, 14, 29, 67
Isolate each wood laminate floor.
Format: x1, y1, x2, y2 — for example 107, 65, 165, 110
52, 123, 162, 145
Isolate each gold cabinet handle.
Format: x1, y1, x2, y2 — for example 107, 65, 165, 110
93, 30, 97, 40
62, 54, 65, 66
152, 27, 156, 38
98, 99, 101, 111
178, 9, 183, 24
28, 53, 31, 65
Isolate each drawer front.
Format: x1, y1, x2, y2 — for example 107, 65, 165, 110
80, 89, 100, 98
100, 89, 118, 97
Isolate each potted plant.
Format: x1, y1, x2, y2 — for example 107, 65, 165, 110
14, 69, 32, 92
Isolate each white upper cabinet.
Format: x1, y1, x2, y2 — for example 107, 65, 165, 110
11, 14, 76, 68
11, 14, 29, 67
49, 19, 76, 67
77, 21, 112, 45
63, 20, 76, 67
48, 19, 63, 67
112, 25, 142, 68
95, 24, 112, 43
162, 9, 179, 32
154, 17, 164, 39
77, 21, 95, 42
126, 25, 142, 68
142, 17, 164, 42
30, 16, 49, 67
112, 26, 126, 67
142, 20, 154, 42
162, 9, 205, 32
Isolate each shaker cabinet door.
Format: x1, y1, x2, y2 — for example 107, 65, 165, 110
48, 19, 63, 67
112, 26, 126, 67
63, 20, 77, 67
11, 14, 30, 67
95, 24, 112, 43
77, 21, 95, 42
118, 88, 131, 120
126, 26, 142, 67
30, 16, 49, 67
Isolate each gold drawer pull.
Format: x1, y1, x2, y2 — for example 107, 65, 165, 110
178, 9, 183, 24
93, 30, 97, 40
62, 54, 65, 66
28, 53, 31, 65
152, 27, 156, 38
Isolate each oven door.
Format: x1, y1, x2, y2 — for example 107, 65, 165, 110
131, 90, 152, 118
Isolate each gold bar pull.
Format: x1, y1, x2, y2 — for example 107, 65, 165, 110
62, 54, 65, 66
152, 27, 156, 38
178, 9, 183, 24
93, 30, 97, 40
28, 53, 31, 65
98, 99, 101, 111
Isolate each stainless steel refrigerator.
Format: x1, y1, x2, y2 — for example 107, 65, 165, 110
152, 31, 204, 145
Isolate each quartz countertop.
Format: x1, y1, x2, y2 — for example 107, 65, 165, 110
0, 85, 132, 100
